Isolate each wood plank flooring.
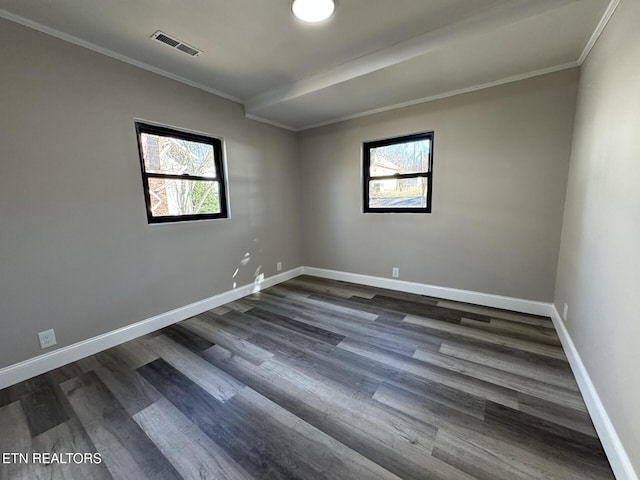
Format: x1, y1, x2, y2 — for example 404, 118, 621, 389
0, 275, 616, 480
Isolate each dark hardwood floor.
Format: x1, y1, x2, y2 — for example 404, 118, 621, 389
0, 275, 616, 479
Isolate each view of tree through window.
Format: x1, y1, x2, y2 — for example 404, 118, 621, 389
135, 123, 228, 223
363, 132, 434, 213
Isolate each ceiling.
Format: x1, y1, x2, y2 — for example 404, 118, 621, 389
0, 0, 613, 130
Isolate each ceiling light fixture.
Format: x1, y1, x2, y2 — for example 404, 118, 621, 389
292, 0, 335, 23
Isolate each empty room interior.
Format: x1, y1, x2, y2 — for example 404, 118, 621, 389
0, 0, 638, 479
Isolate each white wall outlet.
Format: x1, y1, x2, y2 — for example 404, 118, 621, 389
276, 261, 282, 272
392, 267, 399, 278
562, 303, 569, 322
38, 329, 57, 349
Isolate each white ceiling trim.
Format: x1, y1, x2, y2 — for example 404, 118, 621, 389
244, 0, 582, 114
0, 8, 243, 104
244, 114, 298, 132
577, 0, 621, 64
1, 1, 618, 133
295, 61, 580, 132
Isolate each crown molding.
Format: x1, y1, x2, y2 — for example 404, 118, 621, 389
0, 9, 243, 104
244, 113, 298, 132
244, 0, 582, 114
1, 0, 617, 134
296, 62, 579, 131
578, 0, 621, 65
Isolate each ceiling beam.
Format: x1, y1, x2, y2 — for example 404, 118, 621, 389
244, 0, 582, 115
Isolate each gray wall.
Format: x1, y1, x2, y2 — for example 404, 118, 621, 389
554, 0, 640, 472
298, 70, 579, 301
0, 19, 302, 369
3, 6, 637, 470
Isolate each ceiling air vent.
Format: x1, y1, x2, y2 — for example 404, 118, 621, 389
176, 43, 200, 56
151, 30, 202, 57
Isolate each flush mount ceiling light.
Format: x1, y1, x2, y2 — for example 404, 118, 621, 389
292, 0, 335, 23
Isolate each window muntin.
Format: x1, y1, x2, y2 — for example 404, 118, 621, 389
135, 122, 228, 223
363, 132, 433, 213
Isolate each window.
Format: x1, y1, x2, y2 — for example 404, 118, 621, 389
135, 122, 228, 223
363, 132, 434, 213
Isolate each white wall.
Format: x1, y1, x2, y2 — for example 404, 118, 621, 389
0, 18, 302, 368
554, 0, 640, 474
298, 69, 579, 302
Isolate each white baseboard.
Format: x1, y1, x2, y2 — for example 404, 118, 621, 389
0, 267, 303, 390
0, 265, 549, 389
302, 266, 551, 316
1, 263, 636, 480
306, 266, 636, 479
549, 306, 637, 480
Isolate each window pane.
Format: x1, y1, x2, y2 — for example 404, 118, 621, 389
147, 178, 221, 217
369, 177, 428, 209
141, 132, 217, 177
369, 139, 430, 177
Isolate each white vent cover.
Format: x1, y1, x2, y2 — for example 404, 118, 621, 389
151, 31, 202, 57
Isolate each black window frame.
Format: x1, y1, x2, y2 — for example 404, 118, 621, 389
363, 131, 434, 214
135, 122, 229, 224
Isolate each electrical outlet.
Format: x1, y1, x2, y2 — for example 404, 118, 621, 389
392, 267, 399, 278
38, 329, 57, 349
276, 261, 282, 272
562, 303, 569, 322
